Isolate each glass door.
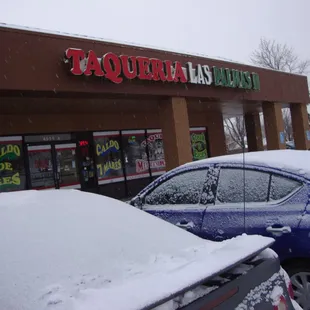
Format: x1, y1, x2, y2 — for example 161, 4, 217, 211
77, 140, 96, 191
55, 143, 80, 189
27, 145, 56, 190
27, 143, 80, 190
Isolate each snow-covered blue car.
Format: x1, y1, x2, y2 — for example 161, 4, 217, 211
130, 150, 310, 310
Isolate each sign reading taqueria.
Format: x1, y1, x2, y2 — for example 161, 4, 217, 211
64, 48, 261, 91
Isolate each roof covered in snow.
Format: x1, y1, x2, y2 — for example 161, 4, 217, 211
183, 150, 310, 179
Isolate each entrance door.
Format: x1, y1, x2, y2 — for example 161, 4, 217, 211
27, 145, 57, 190
55, 143, 80, 189
27, 143, 80, 190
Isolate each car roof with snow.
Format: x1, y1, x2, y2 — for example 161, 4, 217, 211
0, 190, 273, 310
182, 150, 310, 179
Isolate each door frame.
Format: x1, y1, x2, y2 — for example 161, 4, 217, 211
54, 142, 81, 190
25, 140, 81, 190
26, 143, 59, 190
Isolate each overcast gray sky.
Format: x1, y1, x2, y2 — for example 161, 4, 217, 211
1, 0, 310, 87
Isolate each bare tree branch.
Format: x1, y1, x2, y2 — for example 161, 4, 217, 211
247, 38, 310, 148
226, 39, 308, 150
282, 108, 293, 141
224, 116, 246, 150
251, 38, 310, 74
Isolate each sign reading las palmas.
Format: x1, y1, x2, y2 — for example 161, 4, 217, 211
64, 48, 260, 91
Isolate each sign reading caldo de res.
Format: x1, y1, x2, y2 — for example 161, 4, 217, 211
64, 48, 260, 91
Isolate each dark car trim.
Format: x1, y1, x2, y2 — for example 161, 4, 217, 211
141, 240, 274, 310
181, 254, 294, 310
133, 161, 310, 205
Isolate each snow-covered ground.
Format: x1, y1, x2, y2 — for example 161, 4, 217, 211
0, 190, 276, 310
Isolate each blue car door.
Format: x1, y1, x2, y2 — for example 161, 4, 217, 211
140, 167, 209, 237
200, 164, 247, 241
245, 168, 309, 261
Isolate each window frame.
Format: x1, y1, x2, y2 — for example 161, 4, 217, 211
212, 163, 305, 207
214, 165, 271, 205
140, 166, 209, 207
268, 172, 304, 203
199, 163, 220, 206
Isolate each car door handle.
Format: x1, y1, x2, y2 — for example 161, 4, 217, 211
266, 226, 292, 234
176, 221, 194, 230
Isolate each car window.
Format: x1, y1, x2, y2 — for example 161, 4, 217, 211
144, 169, 207, 205
216, 168, 270, 204
270, 174, 302, 201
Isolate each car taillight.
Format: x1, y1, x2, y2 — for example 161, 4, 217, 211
200, 287, 238, 310
287, 281, 294, 299
280, 268, 294, 300
274, 296, 288, 310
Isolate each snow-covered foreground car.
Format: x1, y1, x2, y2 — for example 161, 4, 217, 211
0, 190, 297, 310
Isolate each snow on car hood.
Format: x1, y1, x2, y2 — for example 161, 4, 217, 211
0, 190, 274, 310
183, 150, 310, 179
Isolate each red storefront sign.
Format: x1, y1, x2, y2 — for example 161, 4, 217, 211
64, 48, 187, 84
64, 48, 261, 90
135, 159, 165, 173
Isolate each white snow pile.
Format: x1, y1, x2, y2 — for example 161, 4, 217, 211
0, 190, 274, 310
183, 150, 310, 179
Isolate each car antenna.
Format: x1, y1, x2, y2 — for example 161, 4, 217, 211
242, 117, 246, 235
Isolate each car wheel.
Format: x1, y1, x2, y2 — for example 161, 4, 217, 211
285, 263, 310, 310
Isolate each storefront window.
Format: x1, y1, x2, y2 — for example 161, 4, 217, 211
121, 130, 150, 180
145, 129, 166, 176
190, 127, 209, 161
27, 145, 55, 189
0, 136, 26, 192
55, 143, 80, 189
93, 131, 124, 185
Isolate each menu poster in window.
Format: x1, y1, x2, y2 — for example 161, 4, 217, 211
93, 131, 124, 185
190, 127, 208, 161
145, 129, 166, 176
0, 136, 26, 192
122, 130, 150, 180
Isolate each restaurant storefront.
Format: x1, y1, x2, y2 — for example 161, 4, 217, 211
0, 127, 209, 197
1, 24, 309, 199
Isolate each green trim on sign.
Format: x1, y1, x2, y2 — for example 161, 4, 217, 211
212, 67, 260, 91
225, 68, 233, 87
232, 69, 241, 88
252, 73, 261, 91
244, 72, 252, 89
213, 66, 222, 86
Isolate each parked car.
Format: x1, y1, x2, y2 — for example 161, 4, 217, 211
286, 140, 310, 150
0, 190, 298, 310
130, 150, 310, 310
286, 141, 295, 149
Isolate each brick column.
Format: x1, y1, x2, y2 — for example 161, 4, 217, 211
290, 103, 310, 150
262, 102, 286, 150
207, 111, 227, 156
159, 97, 192, 171
244, 112, 264, 152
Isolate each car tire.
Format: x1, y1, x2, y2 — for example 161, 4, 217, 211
284, 262, 310, 310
